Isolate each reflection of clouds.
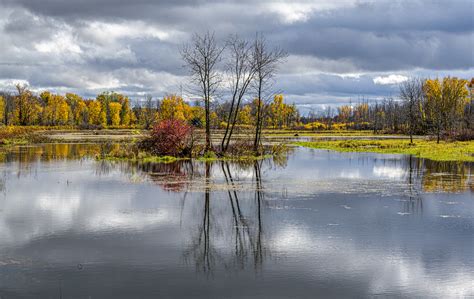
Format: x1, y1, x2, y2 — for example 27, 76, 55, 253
373, 165, 405, 179
84, 209, 172, 231
0, 162, 180, 248
338, 170, 361, 179
370, 260, 473, 298
37, 193, 81, 225
279, 150, 412, 183
0, 189, 177, 248
273, 226, 313, 250
273, 227, 474, 298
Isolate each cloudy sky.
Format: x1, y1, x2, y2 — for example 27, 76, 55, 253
0, 0, 472, 112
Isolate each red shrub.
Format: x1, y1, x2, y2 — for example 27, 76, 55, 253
148, 120, 193, 156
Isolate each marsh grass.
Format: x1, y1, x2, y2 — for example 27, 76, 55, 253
295, 139, 474, 162
97, 139, 287, 164
0, 126, 40, 145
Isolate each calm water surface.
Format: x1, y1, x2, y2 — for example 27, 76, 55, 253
0, 144, 472, 298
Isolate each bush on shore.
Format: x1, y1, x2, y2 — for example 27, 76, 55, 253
141, 119, 194, 156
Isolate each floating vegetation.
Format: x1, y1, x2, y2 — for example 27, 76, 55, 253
295, 139, 474, 162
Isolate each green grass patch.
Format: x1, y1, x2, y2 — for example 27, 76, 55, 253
101, 152, 274, 163
97, 145, 276, 164
196, 154, 273, 162
294, 139, 474, 162
99, 155, 183, 163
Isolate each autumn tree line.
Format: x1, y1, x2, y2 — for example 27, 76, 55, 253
1, 76, 472, 146
0, 85, 136, 127
302, 77, 473, 142
0, 84, 299, 130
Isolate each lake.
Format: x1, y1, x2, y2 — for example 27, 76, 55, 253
0, 144, 472, 298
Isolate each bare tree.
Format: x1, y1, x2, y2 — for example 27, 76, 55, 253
182, 32, 224, 152
142, 94, 156, 129
325, 106, 333, 130
251, 34, 287, 154
400, 78, 423, 143
0, 91, 14, 125
221, 35, 257, 153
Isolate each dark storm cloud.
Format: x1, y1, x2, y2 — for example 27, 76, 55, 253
268, 0, 474, 71
0, 0, 472, 110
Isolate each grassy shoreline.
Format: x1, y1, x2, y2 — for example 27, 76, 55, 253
2, 127, 472, 162
99, 153, 275, 164
295, 139, 474, 162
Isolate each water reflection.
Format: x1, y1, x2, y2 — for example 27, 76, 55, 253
3, 143, 471, 193
168, 161, 268, 274
421, 159, 473, 193
0, 144, 473, 297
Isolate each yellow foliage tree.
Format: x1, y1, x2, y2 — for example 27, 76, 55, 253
120, 97, 131, 125
65, 93, 85, 125
74, 100, 88, 125
237, 105, 252, 125
269, 94, 285, 128
424, 77, 468, 142
0, 96, 4, 124
109, 102, 122, 126
159, 95, 193, 121
41, 91, 69, 125
88, 101, 102, 125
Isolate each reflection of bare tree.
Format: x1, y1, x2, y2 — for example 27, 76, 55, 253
202, 162, 212, 272
183, 162, 216, 274
222, 162, 250, 269
404, 155, 423, 215
402, 195, 423, 215
254, 160, 265, 269
184, 160, 268, 274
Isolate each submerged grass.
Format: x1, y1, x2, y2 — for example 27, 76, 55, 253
101, 155, 182, 163
99, 153, 274, 164
295, 139, 474, 162
97, 142, 280, 164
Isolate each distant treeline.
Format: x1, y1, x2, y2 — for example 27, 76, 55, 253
0, 76, 472, 142
300, 77, 473, 141
0, 85, 299, 129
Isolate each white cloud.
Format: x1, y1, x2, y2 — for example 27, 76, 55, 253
34, 31, 82, 54
263, 1, 359, 24
81, 21, 184, 44
282, 55, 359, 74
373, 74, 409, 85
0, 79, 29, 88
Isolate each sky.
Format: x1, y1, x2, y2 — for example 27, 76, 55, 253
0, 0, 473, 113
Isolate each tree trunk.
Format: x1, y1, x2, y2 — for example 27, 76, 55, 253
253, 80, 263, 154
437, 125, 440, 144
205, 98, 211, 152
253, 99, 261, 154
